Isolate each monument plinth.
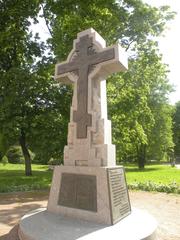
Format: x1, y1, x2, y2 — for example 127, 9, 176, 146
18, 28, 157, 240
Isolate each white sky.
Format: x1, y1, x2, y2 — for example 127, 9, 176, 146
144, 0, 180, 104
31, 1, 180, 104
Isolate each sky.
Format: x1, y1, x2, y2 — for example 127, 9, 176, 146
144, 0, 180, 104
31, 1, 180, 105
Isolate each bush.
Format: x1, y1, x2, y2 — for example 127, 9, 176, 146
128, 181, 180, 194
33, 154, 50, 164
1, 156, 8, 165
6, 146, 24, 164
47, 157, 62, 165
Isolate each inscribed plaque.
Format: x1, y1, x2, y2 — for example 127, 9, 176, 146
107, 167, 131, 224
58, 173, 97, 212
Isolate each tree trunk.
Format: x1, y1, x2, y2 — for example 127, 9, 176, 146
19, 129, 32, 176
137, 144, 146, 169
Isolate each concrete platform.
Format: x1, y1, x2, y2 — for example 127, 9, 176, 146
18, 208, 157, 240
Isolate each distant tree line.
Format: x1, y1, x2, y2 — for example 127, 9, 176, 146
0, 0, 179, 174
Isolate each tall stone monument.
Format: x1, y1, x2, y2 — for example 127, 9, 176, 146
18, 28, 157, 240
47, 28, 130, 225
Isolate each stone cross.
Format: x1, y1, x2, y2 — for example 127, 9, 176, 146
47, 30, 131, 225
55, 28, 127, 167
56, 35, 115, 138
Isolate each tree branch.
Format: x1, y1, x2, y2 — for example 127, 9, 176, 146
125, 39, 135, 51
40, 4, 53, 38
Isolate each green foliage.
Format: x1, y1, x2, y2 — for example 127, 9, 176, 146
6, 145, 35, 164
6, 146, 24, 164
125, 164, 180, 183
128, 181, 179, 194
108, 41, 173, 166
1, 155, 8, 165
0, 163, 52, 192
45, 0, 175, 60
0, 163, 179, 193
147, 104, 174, 161
47, 157, 63, 165
0, 0, 176, 171
43, 0, 175, 168
0, 133, 9, 160
173, 101, 180, 157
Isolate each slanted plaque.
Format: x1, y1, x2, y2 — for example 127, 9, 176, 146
58, 173, 97, 212
108, 167, 131, 224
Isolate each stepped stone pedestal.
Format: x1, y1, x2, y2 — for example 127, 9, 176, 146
18, 28, 157, 240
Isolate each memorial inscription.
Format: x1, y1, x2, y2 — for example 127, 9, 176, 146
108, 167, 131, 224
58, 173, 97, 212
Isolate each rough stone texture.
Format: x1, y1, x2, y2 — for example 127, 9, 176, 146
47, 166, 112, 224
55, 28, 128, 167
18, 208, 157, 240
48, 166, 131, 225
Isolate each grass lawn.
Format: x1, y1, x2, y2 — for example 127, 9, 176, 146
0, 163, 52, 193
0, 163, 179, 193
124, 164, 180, 193
124, 164, 180, 184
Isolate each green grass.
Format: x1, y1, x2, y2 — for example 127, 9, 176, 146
0, 163, 179, 193
124, 164, 180, 193
0, 163, 52, 193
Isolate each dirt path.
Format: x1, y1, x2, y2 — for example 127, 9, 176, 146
129, 191, 180, 240
0, 191, 179, 240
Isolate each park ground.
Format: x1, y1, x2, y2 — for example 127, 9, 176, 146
0, 191, 179, 240
0, 163, 179, 239
0, 163, 179, 193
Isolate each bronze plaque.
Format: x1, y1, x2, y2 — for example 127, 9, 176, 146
108, 167, 131, 224
58, 173, 97, 212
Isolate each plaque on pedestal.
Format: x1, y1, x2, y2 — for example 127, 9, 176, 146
107, 167, 131, 224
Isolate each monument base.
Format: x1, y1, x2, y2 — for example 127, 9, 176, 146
18, 208, 157, 240
48, 165, 131, 225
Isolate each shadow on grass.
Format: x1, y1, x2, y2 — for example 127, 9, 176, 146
0, 169, 51, 174
124, 167, 160, 172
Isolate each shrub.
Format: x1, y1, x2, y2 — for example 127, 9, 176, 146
128, 181, 180, 194
6, 146, 24, 164
33, 154, 50, 164
1, 156, 8, 165
47, 157, 62, 165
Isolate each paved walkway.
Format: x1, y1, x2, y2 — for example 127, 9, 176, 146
0, 191, 179, 240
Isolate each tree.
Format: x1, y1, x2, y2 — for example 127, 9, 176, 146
43, 0, 174, 60
0, 0, 175, 172
41, 0, 174, 168
107, 40, 174, 168
0, 0, 42, 175
0, 1, 73, 175
173, 101, 180, 157
0, 133, 9, 161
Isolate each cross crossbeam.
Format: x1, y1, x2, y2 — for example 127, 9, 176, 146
56, 35, 115, 138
